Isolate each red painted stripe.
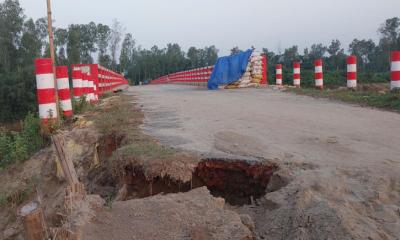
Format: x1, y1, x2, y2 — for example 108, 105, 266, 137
347, 72, 357, 80
37, 89, 56, 104
347, 56, 357, 64
73, 88, 82, 97
391, 71, 400, 81
315, 72, 323, 79
314, 59, 323, 66
276, 74, 282, 79
276, 64, 282, 69
58, 89, 71, 100
392, 51, 400, 62
56, 66, 68, 79
293, 74, 300, 79
63, 110, 73, 117
293, 62, 300, 68
72, 70, 82, 79
35, 58, 53, 74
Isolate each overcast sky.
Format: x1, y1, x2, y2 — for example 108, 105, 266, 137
18, 0, 400, 55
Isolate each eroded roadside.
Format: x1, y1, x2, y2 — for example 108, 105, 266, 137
2, 88, 399, 240
81, 93, 283, 240
133, 85, 400, 240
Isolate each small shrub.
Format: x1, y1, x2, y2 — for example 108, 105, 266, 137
0, 113, 45, 168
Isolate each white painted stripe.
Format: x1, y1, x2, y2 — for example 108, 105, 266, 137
315, 79, 323, 86
88, 93, 95, 101
82, 80, 88, 88
73, 79, 82, 88
36, 73, 55, 89
391, 80, 400, 89
57, 78, 70, 90
294, 68, 300, 74
315, 66, 323, 72
276, 69, 282, 74
276, 79, 282, 85
88, 81, 94, 87
347, 80, 357, 88
60, 99, 72, 111
39, 103, 58, 119
294, 79, 300, 85
391, 61, 400, 71
347, 64, 357, 72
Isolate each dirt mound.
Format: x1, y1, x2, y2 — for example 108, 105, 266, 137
81, 187, 254, 240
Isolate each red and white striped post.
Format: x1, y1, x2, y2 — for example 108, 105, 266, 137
35, 58, 57, 122
347, 56, 357, 89
391, 51, 400, 91
55, 66, 73, 117
82, 72, 89, 102
88, 73, 95, 103
276, 64, 282, 85
293, 62, 301, 87
72, 67, 83, 100
315, 59, 323, 89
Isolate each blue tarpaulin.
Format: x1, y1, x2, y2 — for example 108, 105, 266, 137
207, 49, 253, 90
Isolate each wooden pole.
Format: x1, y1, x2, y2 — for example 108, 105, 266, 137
20, 202, 46, 240
46, 0, 60, 124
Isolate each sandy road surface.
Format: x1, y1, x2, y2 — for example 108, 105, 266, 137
130, 85, 400, 239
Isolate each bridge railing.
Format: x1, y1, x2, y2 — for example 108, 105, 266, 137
35, 59, 129, 122
151, 66, 214, 86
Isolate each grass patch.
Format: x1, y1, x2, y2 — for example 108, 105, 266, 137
0, 176, 38, 208
0, 113, 46, 169
113, 142, 176, 160
94, 94, 177, 163
286, 87, 400, 111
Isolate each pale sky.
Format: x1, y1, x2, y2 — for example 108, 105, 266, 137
18, 0, 400, 55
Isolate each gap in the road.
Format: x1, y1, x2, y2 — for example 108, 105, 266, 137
118, 158, 278, 206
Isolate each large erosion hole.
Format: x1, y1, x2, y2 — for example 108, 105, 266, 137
121, 159, 278, 206
193, 159, 278, 205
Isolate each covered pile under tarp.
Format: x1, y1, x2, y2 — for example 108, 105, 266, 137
207, 49, 253, 90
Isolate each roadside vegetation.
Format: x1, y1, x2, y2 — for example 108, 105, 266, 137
0, 95, 95, 170
286, 86, 400, 111
93, 94, 177, 162
0, 113, 44, 169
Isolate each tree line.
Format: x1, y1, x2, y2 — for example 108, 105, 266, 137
259, 17, 400, 87
0, 0, 399, 123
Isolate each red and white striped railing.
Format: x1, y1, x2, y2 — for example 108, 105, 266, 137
151, 66, 214, 85
35, 60, 129, 123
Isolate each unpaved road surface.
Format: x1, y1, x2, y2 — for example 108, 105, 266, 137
131, 85, 400, 239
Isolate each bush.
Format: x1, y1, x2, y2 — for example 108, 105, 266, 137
0, 113, 45, 168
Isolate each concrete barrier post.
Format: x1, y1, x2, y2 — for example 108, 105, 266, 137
35, 58, 57, 123
347, 56, 357, 89
391, 51, 400, 91
276, 64, 282, 86
293, 62, 301, 87
72, 68, 83, 100
55, 66, 73, 117
315, 59, 323, 89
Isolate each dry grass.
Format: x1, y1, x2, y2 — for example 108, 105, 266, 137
92, 93, 199, 184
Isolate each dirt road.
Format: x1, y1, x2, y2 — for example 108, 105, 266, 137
131, 85, 400, 239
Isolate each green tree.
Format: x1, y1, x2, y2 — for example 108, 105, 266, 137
230, 46, 242, 55
97, 23, 111, 67
109, 19, 123, 70
80, 22, 97, 63
119, 33, 135, 73
67, 24, 81, 64
54, 28, 68, 65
